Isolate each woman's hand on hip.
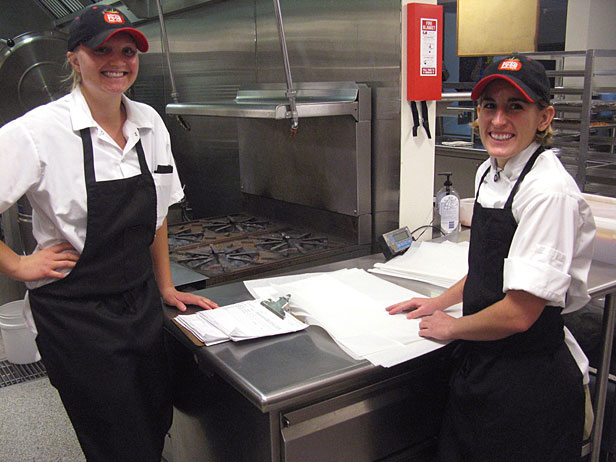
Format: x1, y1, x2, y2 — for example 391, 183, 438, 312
160, 287, 219, 312
12, 242, 79, 281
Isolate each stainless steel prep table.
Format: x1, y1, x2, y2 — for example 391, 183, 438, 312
164, 252, 616, 462
586, 259, 616, 461
164, 254, 452, 462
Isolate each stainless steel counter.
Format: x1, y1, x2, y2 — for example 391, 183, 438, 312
164, 254, 451, 462
167, 255, 441, 413
164, 250, 616, 462
586, 258, 616, 461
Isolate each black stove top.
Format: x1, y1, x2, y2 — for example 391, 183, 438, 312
168, 215, 355, 286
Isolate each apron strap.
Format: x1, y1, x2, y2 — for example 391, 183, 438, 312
134, 138, 149, 173
80, 128, 96, 186
475, 145, 545, 206
80, 128, 149, 186
504, 145, 544, 209
476, 165, 492, 200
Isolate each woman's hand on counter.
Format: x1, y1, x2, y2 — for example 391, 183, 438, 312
5, 242, 79, 282
386, 297, 456, 341
160, 286, 219, 312
386, 296, 443, 319
417, 310, 456, 341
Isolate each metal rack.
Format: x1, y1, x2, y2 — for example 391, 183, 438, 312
434, 50, 616, 198
526, 50, 616, 196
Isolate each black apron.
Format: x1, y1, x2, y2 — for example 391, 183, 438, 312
29, 128, 172, 462
438, 147, 584, 462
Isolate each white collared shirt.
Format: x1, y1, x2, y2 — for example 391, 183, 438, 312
0, 86, 184, 284
474, 142, 596, 314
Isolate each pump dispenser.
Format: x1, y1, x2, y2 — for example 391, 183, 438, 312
435, 172, 460, 234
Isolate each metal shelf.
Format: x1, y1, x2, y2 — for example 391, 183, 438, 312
165, 82, 369, 122
435, 50, 616, 196
542, 50, 616, 193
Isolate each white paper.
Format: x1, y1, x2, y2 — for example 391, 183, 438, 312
371, 240, 469, 287
201, 299, 307, 341
175, 313, 229, 346
175, 299, 308, 344
244, 272, 322, 299
269, 268, 462, 367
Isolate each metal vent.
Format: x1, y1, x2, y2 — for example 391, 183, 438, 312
36, 0, 96, 19
0, 359, 47, 388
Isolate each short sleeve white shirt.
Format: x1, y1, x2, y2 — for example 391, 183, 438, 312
0, 86, 184, 286
474, 142, 596, 314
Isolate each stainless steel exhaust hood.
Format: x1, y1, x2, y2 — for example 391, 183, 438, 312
121, 0, 212, 19
38, 0, 145, 25
36, 0, 95, 20
38, 0, 213, 25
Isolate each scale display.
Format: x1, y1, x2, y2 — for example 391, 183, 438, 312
379, 226, 413, 259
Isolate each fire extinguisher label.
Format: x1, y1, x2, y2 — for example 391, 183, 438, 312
420, 18, 438, 76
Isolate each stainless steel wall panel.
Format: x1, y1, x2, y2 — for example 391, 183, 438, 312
133, 2, 257, 218
132, 0, 403, 237
168, 116, 244, 219
137, 3, 257, 101
372, 117, 400, 237
237, 116, 366, 216
255, 0, 400, 85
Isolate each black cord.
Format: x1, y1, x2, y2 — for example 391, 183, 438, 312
410, 224, 445, 240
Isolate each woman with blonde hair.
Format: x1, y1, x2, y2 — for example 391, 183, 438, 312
0, 6, 217, 460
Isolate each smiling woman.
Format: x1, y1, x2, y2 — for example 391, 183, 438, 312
67, 34, 140, 148
69, 35, 139, 96
475, 80, 555, 167
0, 4, 217, 461
387, 54, 596, 461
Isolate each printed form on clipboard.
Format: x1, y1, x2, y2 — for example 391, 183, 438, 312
174, 297, 308, 346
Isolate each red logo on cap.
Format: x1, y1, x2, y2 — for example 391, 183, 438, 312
498, 59, 522, 71
104, 10, 124, 24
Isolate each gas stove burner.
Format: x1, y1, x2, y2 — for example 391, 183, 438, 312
201, 215, 272, 235
168, 228, 209, 248
168, 214, 355, 285
168, 214, 278, 249
256, 231, 329, 255
173, 244, 265, 274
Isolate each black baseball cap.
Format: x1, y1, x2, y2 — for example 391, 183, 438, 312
68, 5, 149, 53
471, 54, 551, 104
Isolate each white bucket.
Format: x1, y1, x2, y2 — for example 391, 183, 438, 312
0, 300, 41, 364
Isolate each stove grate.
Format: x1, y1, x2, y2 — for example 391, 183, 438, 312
0, 360, 47, 388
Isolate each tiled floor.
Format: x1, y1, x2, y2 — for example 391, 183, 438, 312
0, 330, 85, 461
0, 377, 85, 461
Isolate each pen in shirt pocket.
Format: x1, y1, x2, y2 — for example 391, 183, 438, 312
154, 165, 173, 174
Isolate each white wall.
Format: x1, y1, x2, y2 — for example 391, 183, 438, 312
399, 0, 438, 239
565, 0, 616, 91
565, 0, 616, 51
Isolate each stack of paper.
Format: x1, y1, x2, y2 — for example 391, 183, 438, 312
369, 240, 469, 287
245, 268, 462, 367
175, 299, 308, 345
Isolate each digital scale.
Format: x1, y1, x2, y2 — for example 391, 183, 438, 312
378, 226, 414, 260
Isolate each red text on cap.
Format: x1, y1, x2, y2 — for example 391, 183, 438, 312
104, 11, 124, 24
498, 59, 521, 71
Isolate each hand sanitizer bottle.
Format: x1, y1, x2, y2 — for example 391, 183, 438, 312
435, 172, 460, 234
